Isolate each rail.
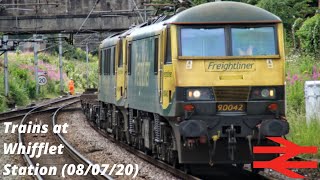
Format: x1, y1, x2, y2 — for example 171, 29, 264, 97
0, 95, 79, 122
87, 121, 200, 180
52, 101, 113, 180
17, 96, 80, 180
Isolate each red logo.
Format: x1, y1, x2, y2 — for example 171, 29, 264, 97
253, 137, 318, 178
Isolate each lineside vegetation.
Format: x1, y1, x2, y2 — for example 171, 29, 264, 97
0, 49, 98, 112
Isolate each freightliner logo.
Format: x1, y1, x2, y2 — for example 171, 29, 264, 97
206, 61, 255, 72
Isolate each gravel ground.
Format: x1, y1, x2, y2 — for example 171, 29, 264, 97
0, 98, 57, 180
0, 96, 77, 180
58, 109, 179, 180
23, 112, 93, 180
261, 166, 320, 180
243, 161, 320, 179
0, 121, 33, 180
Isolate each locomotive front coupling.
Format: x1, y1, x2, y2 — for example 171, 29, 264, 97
178, 117, 289, 163
179, 118, 289, 139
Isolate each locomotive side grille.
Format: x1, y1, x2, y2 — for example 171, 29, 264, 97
214, 87, 250, 101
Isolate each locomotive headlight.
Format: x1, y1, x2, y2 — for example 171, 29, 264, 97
186, 88, 213, 101
193, 90, 201, 98
261, 89, 270, 98
250, 87, 276, 100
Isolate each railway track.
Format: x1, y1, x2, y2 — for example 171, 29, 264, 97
16, 96, 111, 180
52, 101, 113, 180
85, 120, 199, 180
85, 118, 270, 180
0, 96, 79, 122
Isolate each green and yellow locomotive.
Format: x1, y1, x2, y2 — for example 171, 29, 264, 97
82, 1, 289, 171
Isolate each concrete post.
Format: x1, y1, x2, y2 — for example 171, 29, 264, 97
86, 43, 89, 89
33, 34, 39, 96
3, 35, 9, 97
305, 81, 320, 124
59, 33, 64, 93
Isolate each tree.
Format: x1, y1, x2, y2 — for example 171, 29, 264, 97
297, 14, 320, 56
257, 0, 315, 30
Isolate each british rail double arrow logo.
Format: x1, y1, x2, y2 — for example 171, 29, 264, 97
253, 137, 318, 178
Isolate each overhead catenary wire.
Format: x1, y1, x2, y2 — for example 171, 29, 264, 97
75, 0, 100, 36
132, 0, 145, 23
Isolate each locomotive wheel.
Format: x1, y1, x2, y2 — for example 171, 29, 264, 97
96, 109, 102, 129
171, 152, 179, 168
95, 110, 101, 128
166, 130, 179, 167
84, 105, 88, 118
89, 107, 94, 122
114, 127, 120, 141
113, 128, 117, 139
138, 138, 143, 150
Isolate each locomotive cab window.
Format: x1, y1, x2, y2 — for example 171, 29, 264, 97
154, 38, 159, 75
128, 43, 132, 75
165, 28, 172, 64
104, 49, 111, 75
112, 47, 116, 75
231, 27, 277, 56
179, 26, 278, 57
180, 28, 226, 56
118, 40, 123, 67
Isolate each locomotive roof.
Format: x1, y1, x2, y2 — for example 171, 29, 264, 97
100, 1, 282, 47
167, 1, 281, 24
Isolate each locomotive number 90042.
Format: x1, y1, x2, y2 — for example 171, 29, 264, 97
217, 103, 245, 112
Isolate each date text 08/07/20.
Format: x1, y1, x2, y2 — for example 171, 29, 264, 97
3, 163, 139, 178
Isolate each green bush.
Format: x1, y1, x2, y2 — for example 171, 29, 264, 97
0, 94, 7, 112
292, 18, 304, 49
0, 74, 8, 111
64, 57, 98, 91
38, 53, 51, 63
8, 80, 30, 106
286, 81, 305, 112
26, 80, 37, 99
297, 14, 320, 56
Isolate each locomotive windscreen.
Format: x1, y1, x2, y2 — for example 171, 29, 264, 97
180, 28, 226, 56
179, 26, 278, 57
231, 27, 277, 56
